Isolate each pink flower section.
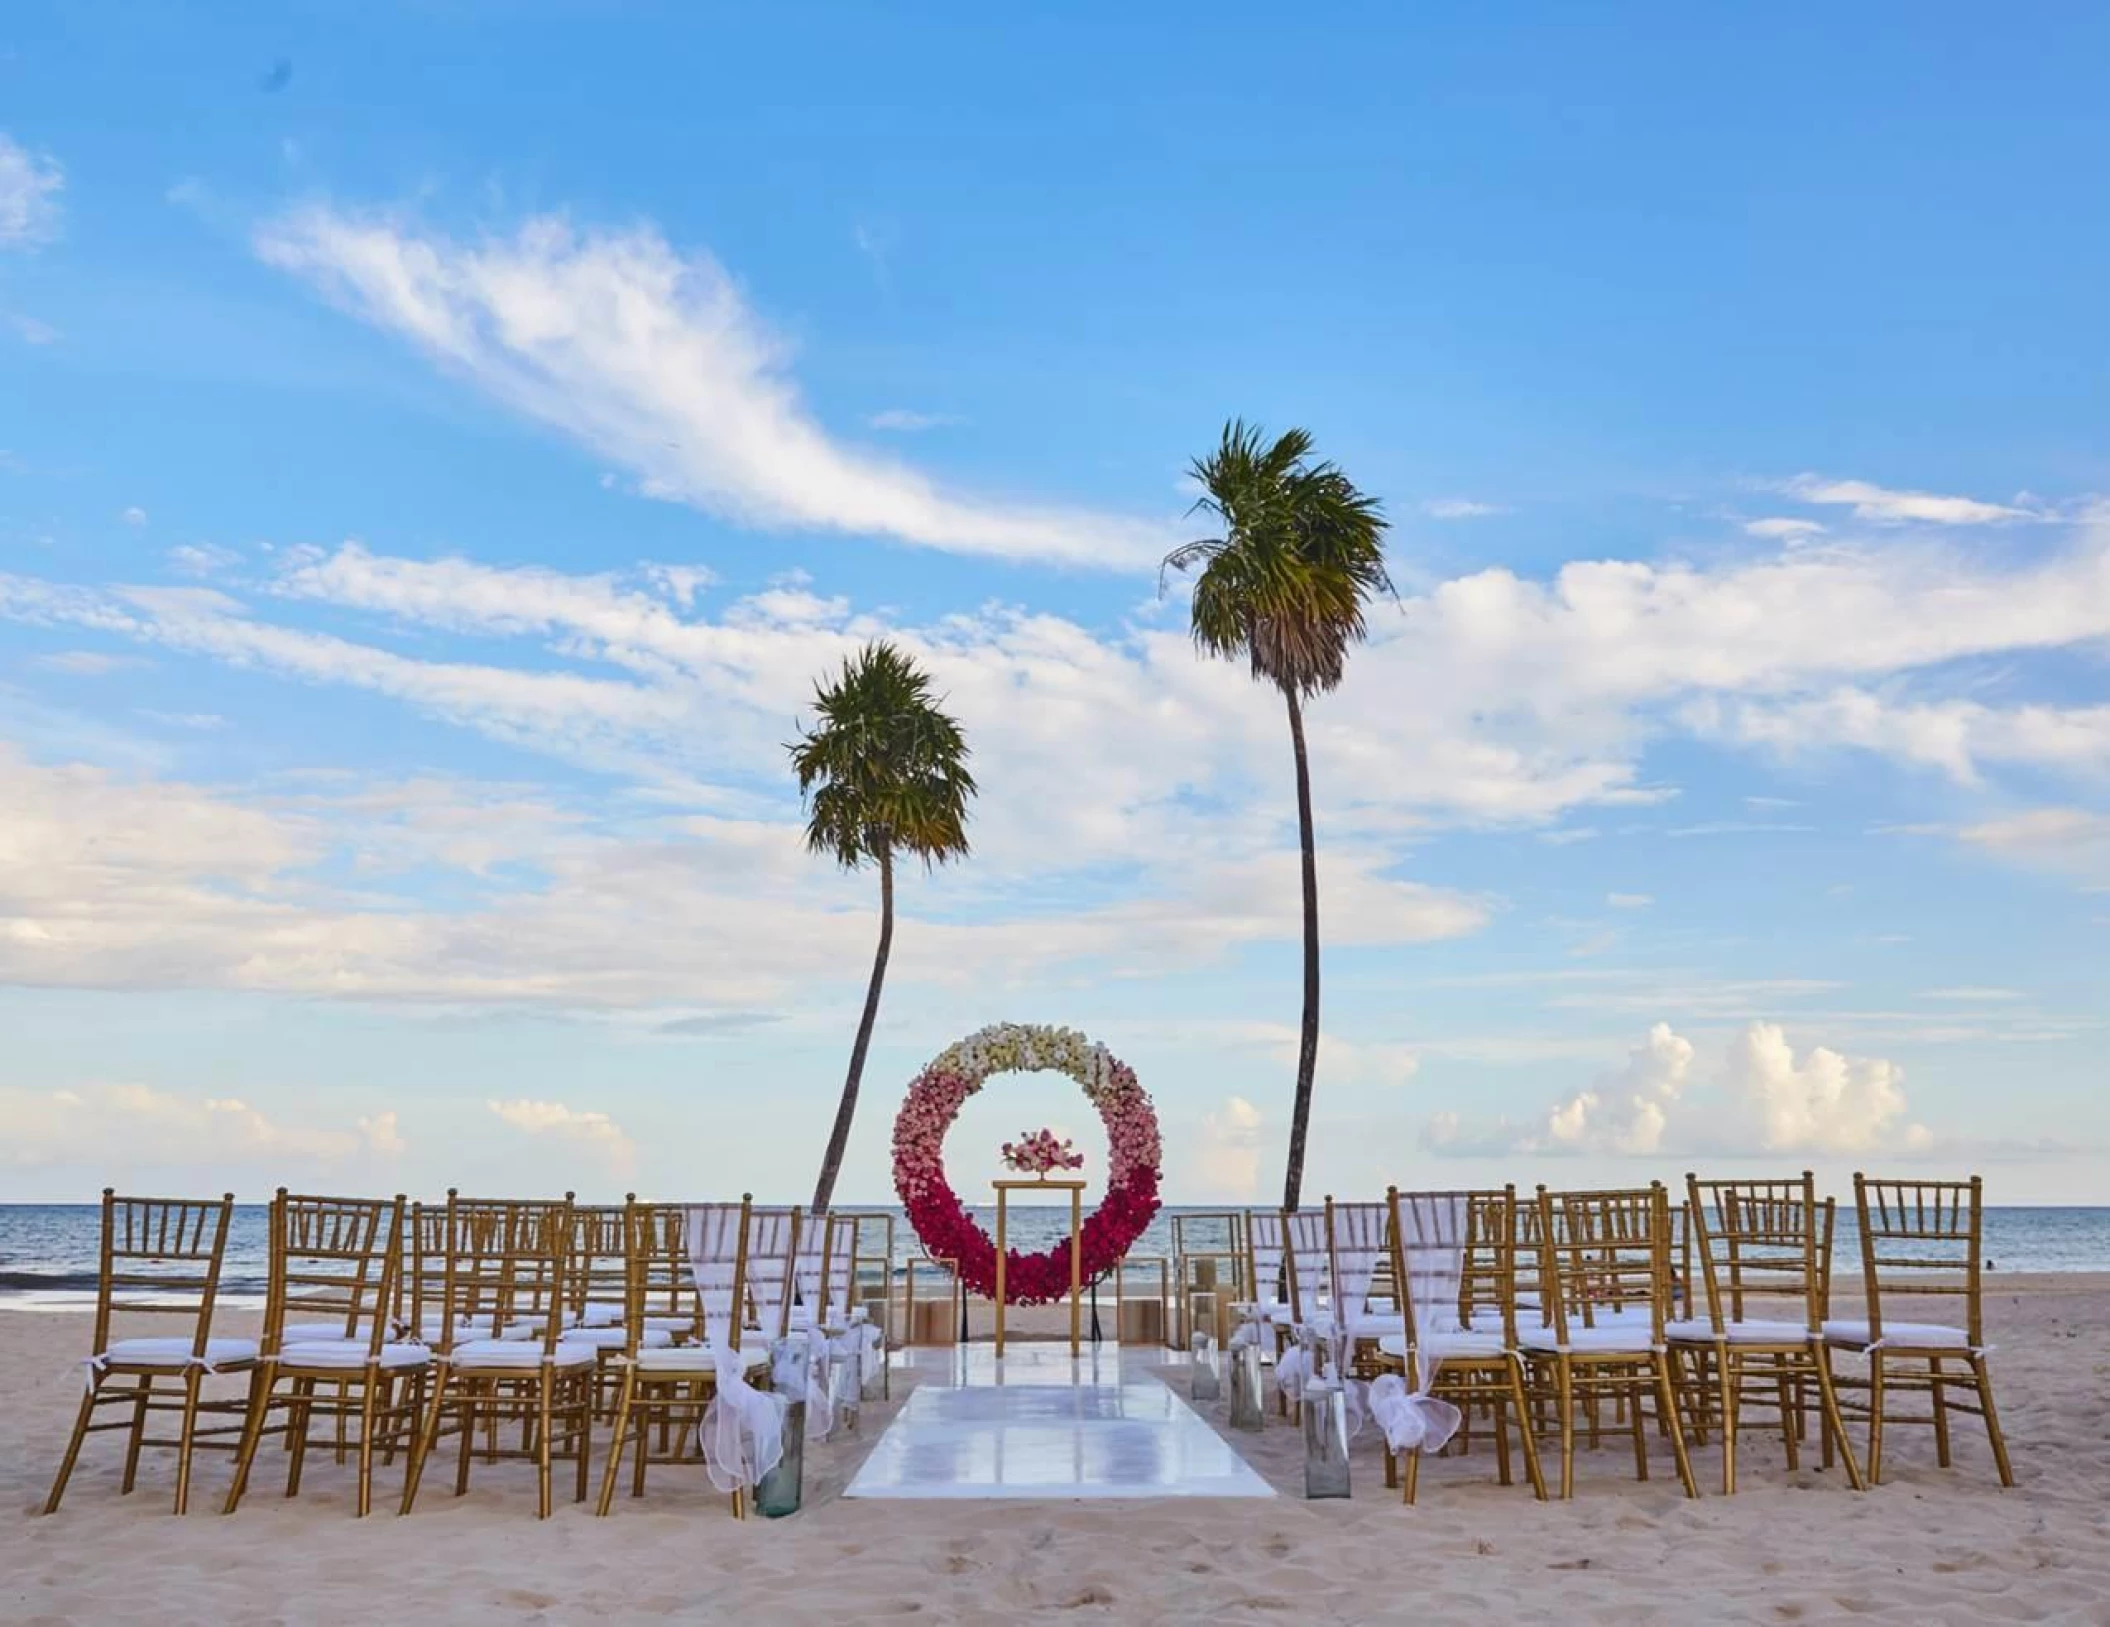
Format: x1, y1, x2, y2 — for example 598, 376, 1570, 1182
892, 1051, 1163, 1306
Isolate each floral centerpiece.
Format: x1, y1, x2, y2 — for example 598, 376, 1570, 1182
892, 1022, 1162, 1305
1001, 1128, 1084, 1177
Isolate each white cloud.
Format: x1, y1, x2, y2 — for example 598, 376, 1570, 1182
29, 651, 143, 676
137, 709, 225, 730
1781, 474, 2033, 527
1422, 499, 1504, 520
255, 208, 1169, 568
1435, 1020, 1926, 1158
1606, 892, 1653, 909
0, 1083, 405, 1172
0, 134, 63, 248
1700, 688, 2110, 786
488, 1097, 635, 1173
1920, 987, 2024, 1002
1192, 1095, 1265, 1200
1543, 1022, 1695, 1154
121, 506, 148, 528
1744, 517, 1825, 540
1955, 807, 2110, 883
1724, 1021, 1928, 1155
867, 409, 961, 432
169, 543, 240, 575
9, 312, 59, 345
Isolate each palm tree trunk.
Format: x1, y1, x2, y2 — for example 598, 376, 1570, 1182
1281, 687, 1321, 1213
811, 845, 894, 1215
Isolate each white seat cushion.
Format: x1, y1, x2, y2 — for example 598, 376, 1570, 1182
1376, 1330, 1509, 1360
1823, 1318, 1974, 1351
1519, 1324, 1662, 1356
100, 1336, 259, 1369
635, 1344, 772, 1373
275, 1338, 431, 1371
1347, 1309, 1406, 1340
1666, 1317, 1814, 1346
566, 1325, 672, 1351
445, 1339, 596, 1371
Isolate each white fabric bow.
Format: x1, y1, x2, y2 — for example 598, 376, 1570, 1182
686, 1207, 786, 1494
1368, 1192, 1470, 1457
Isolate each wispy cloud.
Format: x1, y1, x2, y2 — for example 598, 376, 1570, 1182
8, 312, 59, 345
1606, 892, 1653, 909
867, 408, 962, 433
0, 134, 64, 248
1422, 498, 1505, 519
256, 207, 1168, 568
1744, 517, 1824, 540
1781, 474, 2034, 526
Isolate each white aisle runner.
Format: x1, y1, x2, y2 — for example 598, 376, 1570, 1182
845, 1343, 1274, 1501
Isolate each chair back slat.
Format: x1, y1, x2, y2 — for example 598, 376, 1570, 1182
1685, 1172, 1824, 1336
1852, 1174, 1985, 1346
436, 1193, 575, 1355
1537, 1184, 1674, 1348
1281, 1209, 1329, 1324
92, 1190, 237, 1356
265, 1191, 401, 1355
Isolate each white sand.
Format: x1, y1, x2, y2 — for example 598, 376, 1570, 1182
5, 1280, 2108, 1625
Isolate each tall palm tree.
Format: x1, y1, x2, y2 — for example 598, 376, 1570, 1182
790, 641, 976, 1215
1164, 421, 1391, 1211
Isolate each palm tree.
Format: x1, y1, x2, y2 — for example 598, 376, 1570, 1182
790, 641, 976, 1215
1164, 421, 1391, 1211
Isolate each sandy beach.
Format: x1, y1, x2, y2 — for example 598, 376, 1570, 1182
5, 1278, 2108, 1626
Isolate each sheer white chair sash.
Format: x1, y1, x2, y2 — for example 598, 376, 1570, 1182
685, 1205, 785, 1494
1369, 1192, 1467, 1456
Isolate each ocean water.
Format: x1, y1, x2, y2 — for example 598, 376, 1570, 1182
3, 1203, 2104, 1310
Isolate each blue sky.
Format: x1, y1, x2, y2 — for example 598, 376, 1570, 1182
2, 3, 2107, 1205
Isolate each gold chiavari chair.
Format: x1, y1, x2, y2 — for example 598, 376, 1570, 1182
1669, 1173, 1862, 1494
598, 1197, 784, 1518
563, 1201, 677, 1415
223, 1192, 431, 1516
1322, 1197, 1395, 1376
1376, 1186, 1547, 1504
398, 1194, 597, 1518
1523, 1184, 1699, 1499
45, 1191, 257, 1516
1280, 1208, 1331, 1330
792, 1211, 860, 1331
1824, 1174, 2013, 1486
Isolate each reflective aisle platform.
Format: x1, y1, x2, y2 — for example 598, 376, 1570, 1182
845, 1343, 1275, 1501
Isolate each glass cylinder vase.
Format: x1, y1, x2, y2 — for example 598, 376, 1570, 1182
1302, 1379, 1352, 1499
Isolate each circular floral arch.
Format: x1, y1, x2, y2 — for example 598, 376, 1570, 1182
892, 1023, 1163, 1305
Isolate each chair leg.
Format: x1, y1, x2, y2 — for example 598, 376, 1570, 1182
356, 1372, 381, 1518
1627, 1369, 1650, 1482
44, 1383, 101, 1514
1928, 1356, 1952, 1468
223, 1367, 277, 1514
1970, 1355, 2015, 1487
535, 1377, 555, 1520
172, 1367, 207, 1515
1508, 1361, 1547, 1501
1867, 1353, 1886, 1486
574, 1375, 593, 1505
1653, 1356, 1699, 1499
286, 1377, 314, 1498
1554, 1358, 1576, 1499
598, 1369, 637, 1516
398, 1374, 449, 1515
1811, 1352, 1863, 1491
1716, 1345, 1737, 1495
1492, 1379, 1514, 1487
1776, 1360, 1800, 1471
120, 1378, 152, 1494
455, 1382, 480, 1497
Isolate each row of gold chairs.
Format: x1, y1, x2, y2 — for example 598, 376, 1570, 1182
45, 1190, 881, 1519
1218, 1173, 2010, 1502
